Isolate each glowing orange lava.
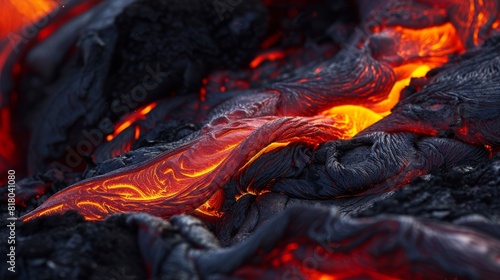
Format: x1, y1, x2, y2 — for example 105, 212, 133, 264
23, 115, 351, 221
0, 0, 57, 37
368, 65, 431, 115
250, 50, 286, 68
106, 102, 157, 141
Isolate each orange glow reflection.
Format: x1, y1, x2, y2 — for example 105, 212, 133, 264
0, 0, 57, 37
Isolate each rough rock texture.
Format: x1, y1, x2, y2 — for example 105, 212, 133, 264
358, 155, 500, 226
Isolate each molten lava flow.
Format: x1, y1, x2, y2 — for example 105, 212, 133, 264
368, 65, 431, 115
23, 115, 354, 221
320, 106, 383, 138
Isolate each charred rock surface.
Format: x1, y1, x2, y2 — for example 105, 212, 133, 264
220, 139, 500, 242
0, 212, 146, 280
358, 154, 500, 226
232, 132, 488, 198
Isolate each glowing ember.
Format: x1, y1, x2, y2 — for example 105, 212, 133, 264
106, 102, 157, 142
249, 50, 286, 68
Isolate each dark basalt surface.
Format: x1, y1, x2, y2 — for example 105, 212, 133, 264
358, 155, 500, 226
